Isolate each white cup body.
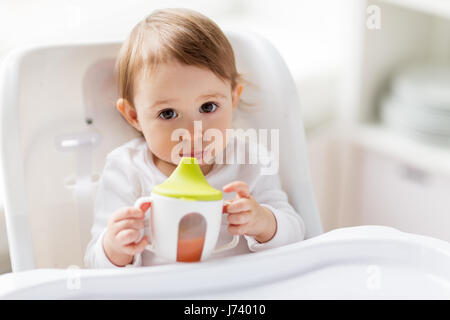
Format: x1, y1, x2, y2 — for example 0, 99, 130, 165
145, 193, 223, 262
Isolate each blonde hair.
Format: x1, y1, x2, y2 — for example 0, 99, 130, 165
115, 8, 243, 107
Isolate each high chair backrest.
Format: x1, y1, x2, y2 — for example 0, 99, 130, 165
0, 30, 322, 272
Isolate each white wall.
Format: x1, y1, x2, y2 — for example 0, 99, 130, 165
0, 0, 354, 127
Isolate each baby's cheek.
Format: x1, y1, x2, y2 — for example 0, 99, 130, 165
143, 125, 171, 151
151, 139, 181, 164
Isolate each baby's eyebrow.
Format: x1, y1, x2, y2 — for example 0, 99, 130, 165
150, 98, 176, 109
150, 93, 227, 109
197, 93, 227, 100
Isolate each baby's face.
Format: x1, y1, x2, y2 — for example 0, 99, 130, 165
120, 60, 241, 167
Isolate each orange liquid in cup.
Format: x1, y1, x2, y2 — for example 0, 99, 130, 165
176, 237, 205, 262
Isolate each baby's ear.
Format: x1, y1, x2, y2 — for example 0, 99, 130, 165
116, 98, 142, 132
231, 84, 243, 110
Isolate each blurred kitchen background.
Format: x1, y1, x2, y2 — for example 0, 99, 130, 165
1, 0, 450, 274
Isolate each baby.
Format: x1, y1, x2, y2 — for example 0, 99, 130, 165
84, 8, 305, 268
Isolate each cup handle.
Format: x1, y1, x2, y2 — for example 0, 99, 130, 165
213, 235, 240, 254
133, 196, 156, 253
213, 201, 240, 254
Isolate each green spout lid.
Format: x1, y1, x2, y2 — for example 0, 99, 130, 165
152, 157, 222, 201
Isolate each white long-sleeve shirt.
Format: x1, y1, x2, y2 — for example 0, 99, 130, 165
84, 135, 305, 268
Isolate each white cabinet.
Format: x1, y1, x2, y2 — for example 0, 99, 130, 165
332, 0, 450, 241
356, 148, 450, 241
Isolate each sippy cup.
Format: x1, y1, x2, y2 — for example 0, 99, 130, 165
134, 157, 239, 262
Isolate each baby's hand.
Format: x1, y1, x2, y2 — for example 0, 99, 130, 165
223, 181, 277, 243
102, 205, 149, 267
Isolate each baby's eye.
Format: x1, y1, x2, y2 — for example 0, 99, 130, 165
199, 102, 218, 113
158, 108, 178, 120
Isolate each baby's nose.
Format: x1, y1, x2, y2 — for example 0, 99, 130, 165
181, 127, 204, 142
177, 134, 203, 151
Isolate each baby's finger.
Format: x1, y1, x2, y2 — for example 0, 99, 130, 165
222, 200, 232, 213
227, 212, 251, 225
226, 198, 252, 213
123, 236, 149, 255
223, 181, 250, 198
139, 202, 151, 213
228, 223, 248, 236
112, 207, 145, 223
116, 229, 141, 246
112, 219, 145, 236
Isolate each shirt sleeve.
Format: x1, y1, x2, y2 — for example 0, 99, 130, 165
244, 171, 306, 252
83, 152, 143, 268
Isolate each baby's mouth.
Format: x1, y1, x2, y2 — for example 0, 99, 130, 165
179, 144, 216, 162
179, 150, 204, 160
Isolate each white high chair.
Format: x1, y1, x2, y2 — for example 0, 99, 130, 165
0, 30, 322, 272
2, 30, 450, 300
